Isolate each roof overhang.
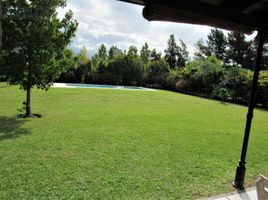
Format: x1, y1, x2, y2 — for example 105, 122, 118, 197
118, 0, 268, 37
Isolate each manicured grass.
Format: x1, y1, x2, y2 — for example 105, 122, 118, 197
0, 82, 268, 199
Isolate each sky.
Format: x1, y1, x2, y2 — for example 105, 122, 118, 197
57, 0, 223, 57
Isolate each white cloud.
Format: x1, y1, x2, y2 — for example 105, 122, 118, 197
60, 0, 218, 56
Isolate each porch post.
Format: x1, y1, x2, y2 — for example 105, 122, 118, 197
233, 31, 265, 190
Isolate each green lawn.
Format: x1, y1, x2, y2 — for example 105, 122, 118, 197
0, 82, 268, 199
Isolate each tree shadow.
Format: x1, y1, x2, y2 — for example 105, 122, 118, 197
0, 83, 12, 89
0, 116, 31, 141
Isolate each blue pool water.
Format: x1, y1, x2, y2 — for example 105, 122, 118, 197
66, 83, 150, 90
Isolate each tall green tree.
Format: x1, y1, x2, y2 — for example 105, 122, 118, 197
98, 44, 108, 62
57, 48, 80, 83
76, 47, 90, 83
150, 49, 162, 61
206, 29, 227, 61
108, 46, 123, 60
140, 42, 151, 64
226, 32, 253, 68
127, 45, 138, 58
165, 35, 189, 68
147, 59, 170, 86
177, 39, 189, 67
164, 34, 179, 69
195, 29, 227, 61
78, 46, 89, 65
194, 39, 207, 60
1, 0, 78, 117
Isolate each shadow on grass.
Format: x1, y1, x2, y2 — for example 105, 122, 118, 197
0, 116, 30, 141
0, 83, 12, 89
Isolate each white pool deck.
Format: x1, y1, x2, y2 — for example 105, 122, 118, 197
201, 187, 257, 200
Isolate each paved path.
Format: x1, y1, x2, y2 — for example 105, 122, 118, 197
202, 187, 257, 200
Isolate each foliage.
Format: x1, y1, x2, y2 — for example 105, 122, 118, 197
98, 44, 108, 62
226, 32, 254, 69
146, 59, 169, 87
140, 42, 151, 65
127, 45, 138, 58
1, 0, 78, 117
57, 48, 79, 83
195, 29, 227, 61
177, 39, 189, 68
177, 55, 223, 95
256, 71, 268, 107
220, 67, 252, 103
55, 33, 268, 107
164, 34, 179, 69
150, 49, 162, 61
108, 46, 123, 60
164, 35, 189, 68
77, 46, 89, 65
218, 87, 231, 103
207, 29, 227, 61
106, 55, 144, 85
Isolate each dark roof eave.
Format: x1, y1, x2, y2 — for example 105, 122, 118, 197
118, 0, 268, 37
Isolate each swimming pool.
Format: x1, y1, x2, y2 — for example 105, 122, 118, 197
53, 83, 155, 91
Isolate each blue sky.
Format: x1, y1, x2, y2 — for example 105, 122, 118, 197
58, 0, 220, 57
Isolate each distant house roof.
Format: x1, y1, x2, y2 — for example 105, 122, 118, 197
118, 0, 268, 37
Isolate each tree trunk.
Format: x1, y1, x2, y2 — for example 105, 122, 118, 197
25, 86, 32, 117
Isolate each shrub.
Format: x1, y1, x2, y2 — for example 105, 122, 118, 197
220, 67, 252, 103
146, 59, 170, 88
218, 87, 231, 103
256, 71, 268, 107
106, 55, 144, 85
176, 55, 223, 95
166, 68, 182, 90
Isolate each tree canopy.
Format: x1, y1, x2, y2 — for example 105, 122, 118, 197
1, 0, 78, 117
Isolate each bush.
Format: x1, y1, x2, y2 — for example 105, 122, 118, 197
106, 55, 144, 85
220, 67, 252, 103
256, 71, 268, 107
218, 87, 231, 103
146, 59, 170, 88
176, 55, 223, 95
166, 68, 181, 90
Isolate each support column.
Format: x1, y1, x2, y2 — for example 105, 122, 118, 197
233, 31, 265, 190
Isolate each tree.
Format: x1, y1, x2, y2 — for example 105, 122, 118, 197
177, 55, 223, 95
127, 45, 138, 58
57, 48, 80, 83
195, 29, 227, 61
194, 39, 208, 60
107, 55, 143, 85
252, 39, 268, 70
164, 34, 179, 69
164, 35, 188, 68
108, 46, 123, 60
177, 39, 189, 67
140, 42, 151, 64
150, 49, 162, 61
220, 66, 252, 102
98, 44, 108, 62
76, 47, 90, 83
226, 32, 254, 68
146, 59, 170, 87
206, 29, 227, 61
78, 46, 89, 65
1, 0, 78, 117
256, 71, 268, 107
261, 43, 268, 70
